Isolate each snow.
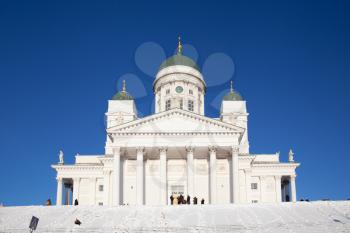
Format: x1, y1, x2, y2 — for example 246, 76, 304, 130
1, 201, 350, 233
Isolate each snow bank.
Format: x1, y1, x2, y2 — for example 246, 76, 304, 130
0, 201, 350, 233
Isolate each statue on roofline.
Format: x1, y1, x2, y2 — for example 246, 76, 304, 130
58, 150, 64, 165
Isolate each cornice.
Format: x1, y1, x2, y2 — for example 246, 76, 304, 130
52, 165, 103, 171
252, 163, 300, 169
107, 109, 245, 134
111, 131, 240, 137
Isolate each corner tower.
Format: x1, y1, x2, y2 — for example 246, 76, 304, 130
220, 81, 249, 154
105, 80, 137, 154
153, 37, 206, 115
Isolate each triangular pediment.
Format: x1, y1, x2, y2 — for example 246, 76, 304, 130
107, 108, 244, 134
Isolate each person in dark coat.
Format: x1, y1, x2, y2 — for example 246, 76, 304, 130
187, 195, 190, 204
46, 198, 52, 206
179, 194, 183, 205
193, 197, 198, 205
170, 195, 174, 205
74, 218, 81, 225
286, 195, 290, 202
201, 198, 205, 204
74, 199, 79, 206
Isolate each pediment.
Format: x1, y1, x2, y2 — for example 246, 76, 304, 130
107, 109, 244, 135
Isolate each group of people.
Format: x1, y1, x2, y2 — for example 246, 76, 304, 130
45, 198, 79, 206
170, 194, 205, 205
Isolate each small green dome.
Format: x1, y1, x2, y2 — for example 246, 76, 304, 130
159, 54, 199, 71
112, 91, 133, 100
223, 91, 243, 101
223, 81, 243, 101
112, 80, 133, 100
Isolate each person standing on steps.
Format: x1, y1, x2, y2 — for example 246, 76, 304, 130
187, 195, 190, 204
170, 195, 174, 205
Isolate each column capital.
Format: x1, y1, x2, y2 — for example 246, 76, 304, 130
159, 147, 168, 153
290, 174, 297, 179
185, 146, 195, 153
113, 147, 121, 154
73, 177, 80, 182
274, 175, 282, 179
136, 147, 145, 154
56, 177, 63, 182
208, 145, 217, 153
231, 146, 239, 154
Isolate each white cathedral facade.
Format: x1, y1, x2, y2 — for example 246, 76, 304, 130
52, 40, 300, 206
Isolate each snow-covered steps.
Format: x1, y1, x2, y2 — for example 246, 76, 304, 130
0, 201, 350, 233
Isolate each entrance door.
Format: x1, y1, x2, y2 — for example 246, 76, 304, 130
169, 184, 185, 205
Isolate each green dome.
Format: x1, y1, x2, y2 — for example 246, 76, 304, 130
159, 54, 199, 71
223, 81, 243, 101
112, 80, 133, 100
223, 91, 243, 101
112, 91, 133, 100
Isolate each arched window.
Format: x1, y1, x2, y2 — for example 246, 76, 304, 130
188, 100, 194, 111
165, 99, 171, 111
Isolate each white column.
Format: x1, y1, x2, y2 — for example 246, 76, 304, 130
137, 147, 145, 205
275, 175, 282, 202
209, 146, 217, 204
231, 146, 239, 203
103, 170, 111, 206
56, 177, 63, 206
290, 175, 297, 202
186, 146, 194, 199
245, 169, 252, 203
72, 178, 80, 203
113, 147, 121, 205
159, 147, 167, 205
90, 178, 97, 205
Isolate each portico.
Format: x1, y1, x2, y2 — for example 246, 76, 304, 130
107, 144, 241, 206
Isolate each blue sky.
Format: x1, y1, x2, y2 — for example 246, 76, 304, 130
0, 0, 349, 206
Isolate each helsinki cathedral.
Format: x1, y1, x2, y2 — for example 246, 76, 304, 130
52, 39, 300, 206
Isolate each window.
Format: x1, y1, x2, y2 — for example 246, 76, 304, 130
189, 89, 193, 95
98, 202, 103, 206
180, 99, 183, 109
252, 200, 258, 203
188, 100, 194, 111
165, 99, 171, 111
99, 185, 104, 191
166, 89, 170, 95
251, 183, 258, 190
